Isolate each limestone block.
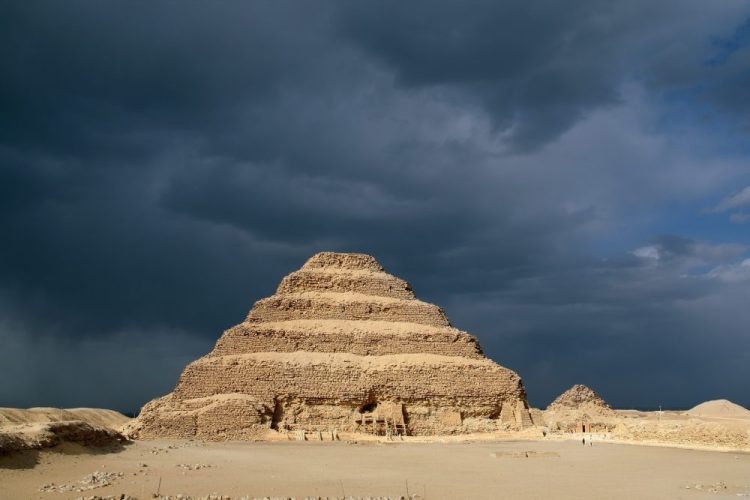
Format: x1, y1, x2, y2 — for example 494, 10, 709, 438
129, 252, 533, 439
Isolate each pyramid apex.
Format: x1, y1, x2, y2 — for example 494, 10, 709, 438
303, 252, 384, 272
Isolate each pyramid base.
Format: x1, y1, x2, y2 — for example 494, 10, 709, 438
126, 393, 534, 440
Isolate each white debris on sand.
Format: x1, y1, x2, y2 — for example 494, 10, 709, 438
39, 471, 123, 493
74, 495, 136, 500
176, 463, 212, 470
682, 481, 750, 496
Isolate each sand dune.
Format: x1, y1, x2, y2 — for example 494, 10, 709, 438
686, 399, 750, 418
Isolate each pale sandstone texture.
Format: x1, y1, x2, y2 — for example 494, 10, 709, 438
544, 384, 615, 432
129, 252, 533, 440
0, 407, 131, 455
547, 384, 611, 411
0, 421, 127, 455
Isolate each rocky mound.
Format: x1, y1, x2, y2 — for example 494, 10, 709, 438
547, 384, 611, 411
0, 408, 131, 430
129, 252, 533, 439
544, 384, 615, 432
687, 399, 750, 418
0, 421, 127, 455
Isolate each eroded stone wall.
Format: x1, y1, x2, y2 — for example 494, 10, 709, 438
130, 252, 533, 440
211, 321, 484, 358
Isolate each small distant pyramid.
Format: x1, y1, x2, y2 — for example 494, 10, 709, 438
547, 384, 610, 411
129, 252, 534, 440
687, 399, 750, 418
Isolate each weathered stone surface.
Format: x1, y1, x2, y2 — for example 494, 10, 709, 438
547, 384, 611, 411
246, 292, 450, 327
212, 320, 484, 358
129, 252, 532, 439
0, 421, 127, 455
544, 384, 615, 433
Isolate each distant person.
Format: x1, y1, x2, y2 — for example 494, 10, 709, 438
582, 437, 585, 446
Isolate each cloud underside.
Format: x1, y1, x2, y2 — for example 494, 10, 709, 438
0, 1, 749, 410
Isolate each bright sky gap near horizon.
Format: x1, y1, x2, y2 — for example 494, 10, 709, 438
1, 1, 749, 413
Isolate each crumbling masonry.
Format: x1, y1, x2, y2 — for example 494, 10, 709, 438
129, 252, 534, 439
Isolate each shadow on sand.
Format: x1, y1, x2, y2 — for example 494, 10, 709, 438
0, 441, 131, 470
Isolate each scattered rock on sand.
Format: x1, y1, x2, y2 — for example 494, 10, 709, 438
74, 496, 135, 500
39, 470, 123, 493
176, 463, 212, 470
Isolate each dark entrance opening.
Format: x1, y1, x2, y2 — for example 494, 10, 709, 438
270, 400, 284, 430
359, 401, 378, 413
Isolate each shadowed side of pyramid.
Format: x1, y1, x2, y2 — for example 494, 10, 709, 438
128, 252, 533, 440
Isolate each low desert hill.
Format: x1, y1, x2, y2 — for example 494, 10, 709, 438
0, 407, 130, 456
686, 399, 750, 418
0, 407, 131, 429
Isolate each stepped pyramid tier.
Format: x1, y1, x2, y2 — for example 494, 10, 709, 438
547, 384, 611, 411
129, 252, 533, 440
543, 384, 615, 433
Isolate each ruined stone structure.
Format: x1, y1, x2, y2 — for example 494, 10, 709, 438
547, 384, 610, 411
129, 252, 533, 440
544, 384, 615, 433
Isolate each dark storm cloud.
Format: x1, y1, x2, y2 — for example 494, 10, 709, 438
444, 241, 750, 408
334, 0, 750, 150
1, 1, 749, 411
334, 1, 622, 150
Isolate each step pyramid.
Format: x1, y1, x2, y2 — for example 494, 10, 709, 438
547, 384, 611, 411
129, 252, 533, 439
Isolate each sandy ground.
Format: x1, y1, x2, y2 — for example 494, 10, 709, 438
2, 439, 749, 500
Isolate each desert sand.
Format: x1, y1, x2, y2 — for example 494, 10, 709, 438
2, 438, 750, 499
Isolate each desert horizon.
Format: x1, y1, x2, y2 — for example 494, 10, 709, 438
3, 1, 750, 498
3, 253, 750, 499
